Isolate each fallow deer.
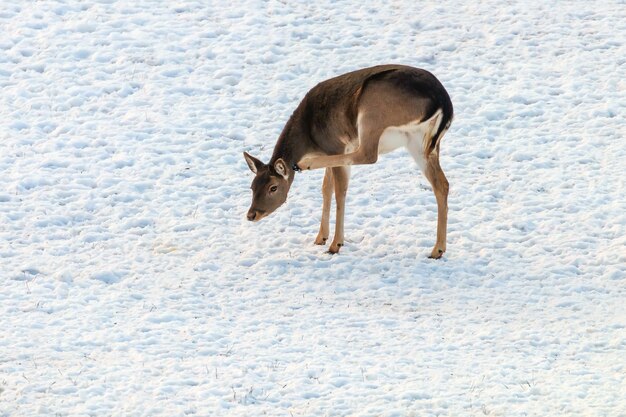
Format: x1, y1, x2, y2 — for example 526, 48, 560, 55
244, 64, 453, 258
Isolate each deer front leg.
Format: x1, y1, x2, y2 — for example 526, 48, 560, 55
328, 166, 350, 254
315, 168, 334, 245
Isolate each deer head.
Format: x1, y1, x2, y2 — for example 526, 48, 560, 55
243, 152, 293, 221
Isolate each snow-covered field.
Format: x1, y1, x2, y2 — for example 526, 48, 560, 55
1, 1, 625, 416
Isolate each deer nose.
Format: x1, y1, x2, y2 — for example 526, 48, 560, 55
247, 210, 257, 221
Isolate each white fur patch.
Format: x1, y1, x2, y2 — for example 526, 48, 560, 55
376, 109, 443, 173
377, 128, 410, 154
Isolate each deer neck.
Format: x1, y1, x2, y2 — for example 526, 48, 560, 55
270, 112, 311, 182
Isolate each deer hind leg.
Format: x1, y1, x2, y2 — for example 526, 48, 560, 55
297, 146, 378, 171
315, 168, 334, 245
406, 114, 449, 259
297, 120, 384, 171
424, 154, 449, 259
328, 166, 350, 254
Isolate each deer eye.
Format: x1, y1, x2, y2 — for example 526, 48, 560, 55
269, 185, 278, 193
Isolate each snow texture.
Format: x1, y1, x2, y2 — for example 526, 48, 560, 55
1, 1, 625, 416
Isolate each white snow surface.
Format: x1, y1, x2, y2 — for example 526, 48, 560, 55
1, 1, 625, 416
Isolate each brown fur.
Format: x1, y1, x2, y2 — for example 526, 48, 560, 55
244, 65, 453, 257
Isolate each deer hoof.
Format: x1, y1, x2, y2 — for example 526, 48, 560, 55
328, 242, 343, 254
296, 159, 312, 171
428, 248, 445, 259
314, 235, 328, 245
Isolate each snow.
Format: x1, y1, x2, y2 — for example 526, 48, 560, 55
1, 0, 625, 416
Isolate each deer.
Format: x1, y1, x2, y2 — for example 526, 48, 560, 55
243, 64, 453, 258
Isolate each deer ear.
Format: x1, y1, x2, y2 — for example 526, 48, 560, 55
243, 152, 264, 174
274, 158, 288, 179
